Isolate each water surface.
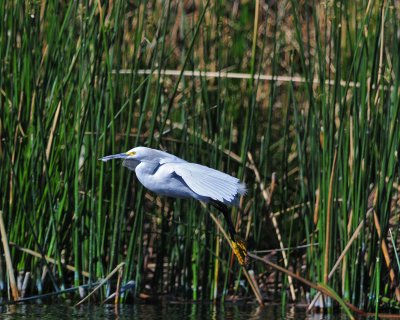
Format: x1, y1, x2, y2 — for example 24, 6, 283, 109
0, 303, 347, 319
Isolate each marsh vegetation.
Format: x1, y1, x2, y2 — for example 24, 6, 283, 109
1, 0, 400, 317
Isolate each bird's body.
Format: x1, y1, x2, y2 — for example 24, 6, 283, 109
135, 162, 206, 200
102, 147, 246, 205
100, 146, 248, 265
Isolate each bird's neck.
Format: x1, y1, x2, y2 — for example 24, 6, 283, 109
135, 161, 159, 175
134, 162, 159, 188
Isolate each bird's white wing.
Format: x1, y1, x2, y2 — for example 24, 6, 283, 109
172, 162, 245, 203
158, 150, 187, 164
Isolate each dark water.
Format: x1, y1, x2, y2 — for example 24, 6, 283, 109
0, 303, 347, 319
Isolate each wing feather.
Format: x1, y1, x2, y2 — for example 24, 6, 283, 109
172, 162, 245, 204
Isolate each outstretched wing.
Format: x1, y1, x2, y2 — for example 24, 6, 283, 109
172, 162, 246, 205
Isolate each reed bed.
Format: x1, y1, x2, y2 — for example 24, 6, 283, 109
1, 0, 400, 316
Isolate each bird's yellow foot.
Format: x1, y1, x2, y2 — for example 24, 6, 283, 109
231, 235, 249, 266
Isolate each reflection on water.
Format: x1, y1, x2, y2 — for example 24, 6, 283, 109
0, 303, 347, 319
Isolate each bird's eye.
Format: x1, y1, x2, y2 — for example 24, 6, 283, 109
126, 151, 136, 156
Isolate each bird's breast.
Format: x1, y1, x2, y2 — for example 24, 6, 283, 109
134, 162, 159, 187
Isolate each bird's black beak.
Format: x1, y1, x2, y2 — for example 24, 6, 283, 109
99, 153, 130, 162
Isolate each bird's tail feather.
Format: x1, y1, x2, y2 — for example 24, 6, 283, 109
237, 182, 247, 196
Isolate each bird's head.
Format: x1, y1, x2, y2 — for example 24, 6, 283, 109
100, 147, 154, 171
99, 146, 165, 163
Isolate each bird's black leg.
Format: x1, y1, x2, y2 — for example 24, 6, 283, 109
210, 200, 248, 266
211, 200, 236, 240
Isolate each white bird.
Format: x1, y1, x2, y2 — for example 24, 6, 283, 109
100, 146, 248, 265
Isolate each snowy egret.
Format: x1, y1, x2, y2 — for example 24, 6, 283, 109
100, 146, 248, 265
